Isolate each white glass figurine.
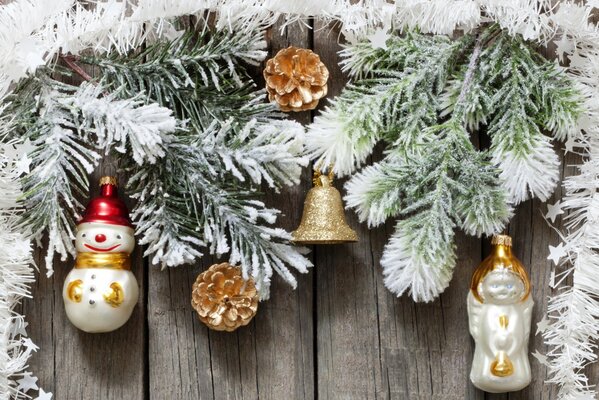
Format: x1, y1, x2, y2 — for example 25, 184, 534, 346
468, 235, 533, 393
63, 177, 139, 333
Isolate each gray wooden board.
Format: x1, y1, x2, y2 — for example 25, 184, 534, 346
18, 16, 598, 400
146, 19, 314, 400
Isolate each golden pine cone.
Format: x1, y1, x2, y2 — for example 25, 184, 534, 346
191, 263, 258, 332
263, 46, 329, 112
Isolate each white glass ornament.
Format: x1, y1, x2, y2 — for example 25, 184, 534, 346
62, 177, 139, 333
467, 235, 533, 393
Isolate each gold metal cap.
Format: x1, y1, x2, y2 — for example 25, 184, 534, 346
99, 176, 118, 187
491, 234, 512, 247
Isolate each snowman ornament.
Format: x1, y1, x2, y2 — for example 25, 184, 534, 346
467, 235, 533, 393
63, 176, 139, 333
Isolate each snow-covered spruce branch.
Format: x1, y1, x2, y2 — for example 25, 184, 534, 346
132, 155, 311, 300
354, 120, 509, 301
6, 76, 175, 275
202, 118, 306, 189
307, 33, 468, 177
479, 38, 562, 205
129, 119, 310, 299
5, 19, 308, 297
79, 27, 268, 131
309, 27, 580, 301
79, 26, 266, 95
14, 78, 97, 276
442, 31, 582, 204
77, 23, 312, 297
346, 114, 510, 302
65, 83, 176, 165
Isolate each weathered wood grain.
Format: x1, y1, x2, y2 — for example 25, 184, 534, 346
313, 21, 384, 400
146, 20, 315, 400
312, 21, 484, 400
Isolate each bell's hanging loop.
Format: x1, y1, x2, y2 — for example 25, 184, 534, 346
312, 162, 335, 187
292, 165, 359, 245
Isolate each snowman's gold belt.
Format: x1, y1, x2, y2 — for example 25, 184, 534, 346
75, 252, 131, 270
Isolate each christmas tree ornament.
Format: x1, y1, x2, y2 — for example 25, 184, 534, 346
191, 263, 259, 332
263, 46, 329, 112
62, 176, 139, 333
292, 169, 358, 244
467, 234, 533, 393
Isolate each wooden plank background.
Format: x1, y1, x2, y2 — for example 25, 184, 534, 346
20, 16, 595, 400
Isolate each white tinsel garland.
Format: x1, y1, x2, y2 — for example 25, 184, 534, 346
0, 135, 43, 400
0, 1, 598, 399
0, 0, 565, 99
537, 3, 599, 399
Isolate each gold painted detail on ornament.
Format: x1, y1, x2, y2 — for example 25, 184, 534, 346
99, 176, 118, 187
491, 351, 514, 377
66, 279, 84, 303
103, 282, 125, 307
470, 235, 531, 303
75, 252, 131, 270
491, 235, 512, 247
490, 315, 514, 377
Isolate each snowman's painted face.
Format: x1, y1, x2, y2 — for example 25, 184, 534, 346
479, 270, 525, 305
76, 222, 135, 254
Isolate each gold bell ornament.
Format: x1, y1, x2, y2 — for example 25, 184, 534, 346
292, 168, 358, 244
467, 234, 534, 393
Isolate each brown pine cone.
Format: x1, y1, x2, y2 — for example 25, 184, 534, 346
191, 263, 258, 332
264, 46, 329, 112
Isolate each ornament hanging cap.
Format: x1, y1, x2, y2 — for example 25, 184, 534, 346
78, 176, 133, 227
491, 234, 512, 247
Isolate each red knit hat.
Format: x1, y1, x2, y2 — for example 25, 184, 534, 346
78, 176, 134, 227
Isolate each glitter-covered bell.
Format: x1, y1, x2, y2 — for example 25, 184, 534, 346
292, 169, 358, 244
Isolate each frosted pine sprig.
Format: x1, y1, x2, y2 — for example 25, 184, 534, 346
10, 76, 176, 275
66, 82, 177, 165
97, 26, 313, 299
308, 27, 576, 302
443, 32, 581, 205
307, 32, 467, 178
